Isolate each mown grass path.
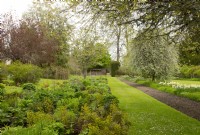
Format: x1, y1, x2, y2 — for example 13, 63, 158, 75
120, 78, 200, 121
108, 77, 200, 135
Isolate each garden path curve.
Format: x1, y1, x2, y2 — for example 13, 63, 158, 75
120, 78, 200, 121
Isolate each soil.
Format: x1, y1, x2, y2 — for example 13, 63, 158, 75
120, 79, 200, 121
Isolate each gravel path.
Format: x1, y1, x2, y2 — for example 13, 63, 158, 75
120, 79, 200, 121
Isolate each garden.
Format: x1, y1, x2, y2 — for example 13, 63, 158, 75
1, 1, 200, 135
120, 65, 200, 102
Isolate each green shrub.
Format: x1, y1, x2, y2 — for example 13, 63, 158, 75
53, 106, 76, 133
0, 88, 5, 102
0, 83, 5, 100
78, 104, 129, 135
111, 61, 120, 77
1, 123, 59, 135
7, 62, 42, 84
179, 65, 200, 78
30, 96, 54, 113
68, 77, 85, 91
27, 111, 54, 126
0, 88, 5, 96
2, 80, 15, 86
0, 83, 5, 89
22, 83, 36, 91
103, 95, 119, 111
193, 68, 200, 78
0, 100, 26, 127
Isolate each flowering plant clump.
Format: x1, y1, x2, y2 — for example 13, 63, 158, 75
159, 82, 200, 89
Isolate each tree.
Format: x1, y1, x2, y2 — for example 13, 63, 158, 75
0, 13, 16, 61
23, 1, 72, 67
80, 1, 200, 38
13, 20, 58, 66
89, 43, 111, 69
0, 17, 59, 66
130, 30, 179, 81
73, 39, 111, 78
0, 2, 72, 69
68, 1, 128, 62
179, 30, 200, 65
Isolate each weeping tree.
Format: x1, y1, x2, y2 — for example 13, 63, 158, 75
130, 30, 179, 81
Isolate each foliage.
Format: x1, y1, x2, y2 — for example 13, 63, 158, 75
67, 77, 85, 92
0, 83, 5, 101
3, 86, 22, 94
130, 30, 179, 81
0, 93, 26, 127
53, 106, 76, 133
0, 83, 5, 89
117, 66, 136, 77
7, 62, 42, 84
22, 83, 36, 91
80, 1, 200, 40
0, 2, 72, 68
70, 1, 200, 76
1, 18, 59, 66
23, 2, 72, 68
68, 56, 82, 75
2, 80, 15, 86
78, 104, 129, 135
1, 122, 62, 135
179, 33, 200, 65
179, 65, 200, 78
27, 111, 54, 125
1, 77, 129, 134
90, 43, 111, 69
110, 61, 120, 77
0, 62, 7, 82
73, 39, 111, 78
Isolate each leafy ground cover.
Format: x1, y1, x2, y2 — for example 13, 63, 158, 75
4, 86, 22, 94
36, 78, 66, 90
121, 76, 200, 102
108, 77, 200, 135
1, 79, 66, 94
0, 77, 129, 135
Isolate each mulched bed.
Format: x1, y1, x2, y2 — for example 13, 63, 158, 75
120, 79, 200, 121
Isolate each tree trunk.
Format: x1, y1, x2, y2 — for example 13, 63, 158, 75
125, 25, 129, 52
152, 72, 156, 81
83, 68, 87, 79
116, 25, 121, 62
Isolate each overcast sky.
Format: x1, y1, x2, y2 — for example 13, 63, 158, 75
0, 0, 33, 17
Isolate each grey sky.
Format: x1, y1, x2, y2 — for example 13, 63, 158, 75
0, 0, 32, 17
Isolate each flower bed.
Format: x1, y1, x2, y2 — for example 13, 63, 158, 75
0, 77, 130, 135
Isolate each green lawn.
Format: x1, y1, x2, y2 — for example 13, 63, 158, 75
108, 77, 200, 135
